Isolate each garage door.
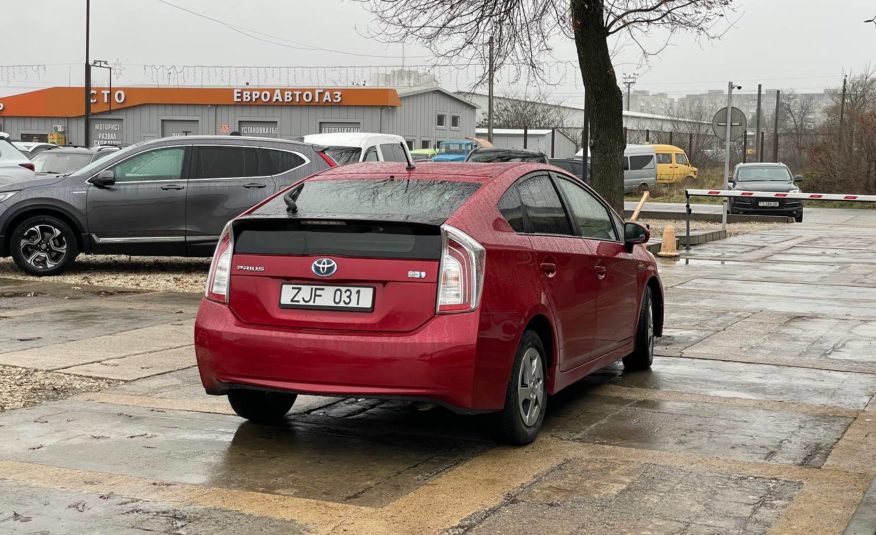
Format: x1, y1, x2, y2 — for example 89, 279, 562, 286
161, 120, 199, 138
239, 121, 279, 137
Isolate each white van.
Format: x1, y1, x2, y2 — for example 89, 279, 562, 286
302, 133, 413, 165
624, 144, 657, 193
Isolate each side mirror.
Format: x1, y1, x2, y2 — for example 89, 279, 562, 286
794, 175, 804, 183
624, 222, 650, 252
91, 169, 115, 187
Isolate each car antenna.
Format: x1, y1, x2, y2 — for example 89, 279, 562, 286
402, 141, 416, 171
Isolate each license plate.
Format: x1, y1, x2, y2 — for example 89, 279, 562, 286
759, 201, 779, 207
280, 284, 374, 311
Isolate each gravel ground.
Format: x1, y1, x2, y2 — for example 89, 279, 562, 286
0, 256, 210, 293
0, 220, 783, 293
0, 365, 118, 413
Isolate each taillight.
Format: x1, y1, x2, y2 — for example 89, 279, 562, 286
437, 225, 485, 314
19, 162, 35, 172
318, 151, 337, 168
205, 223, 234, 303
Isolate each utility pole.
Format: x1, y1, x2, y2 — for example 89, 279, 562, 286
622, 73, 637, 111
838, 75, 847, 151
84, 0, 91, 147
487, 36, 494, 143
755, 84, 762, 162
722, 82, 740, 230
773, 89, 781, 162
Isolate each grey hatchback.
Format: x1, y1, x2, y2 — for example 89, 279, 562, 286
0, 135, 334, 275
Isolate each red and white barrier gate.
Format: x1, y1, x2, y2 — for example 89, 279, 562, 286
682, 188, 876, 251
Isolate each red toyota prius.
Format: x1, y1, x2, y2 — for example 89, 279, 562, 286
194, 162, 664, 444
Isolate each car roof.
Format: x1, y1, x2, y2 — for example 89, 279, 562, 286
735, 162, 788, 168
651, 144, 685, 151
302, 132, 404, 148
624, 144, 656, 156
36, 147, 95, 155
439, 139, 475, 144
308, 162, 554, 183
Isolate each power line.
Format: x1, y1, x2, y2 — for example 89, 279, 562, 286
153, 0, 431, 60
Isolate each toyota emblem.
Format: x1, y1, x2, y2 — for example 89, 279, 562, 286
312, 258, 337, 277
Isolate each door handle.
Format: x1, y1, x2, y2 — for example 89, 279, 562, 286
243, 183, 267, 189
160, 184, 184, 191
595, 265, 607, 280
540, 262, 557, 278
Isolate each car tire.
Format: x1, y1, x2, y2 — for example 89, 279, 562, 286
795, 213, 803, 223
227, 390, 297, 424
623, 286, 655, 372
9, 215, 79, 276
495, 330, 548, 446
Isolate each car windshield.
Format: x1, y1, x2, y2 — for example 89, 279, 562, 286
290, 179, 480, 221
438, 143, 473, 154
0, 140, 27, 162
324, 146, 362, 165
73, 142, 144, 176
32, 152, 93, 174
468, 151, 545, 163
736, 167, 792, 182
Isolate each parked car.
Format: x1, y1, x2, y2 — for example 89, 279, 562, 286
432, 139, 478, 162
653, 144, 697, 184
623, 144, 657, 194
194, 162, 664, 444
31, 147, 117, 177
0, 135, 336, 275
465, 148, 548, 163
728, 162, 804, 222
410, 148, 438, 160
549, 157, 589, 182
11, 141, 57, 158
301, 133, 412, 164
0, 134, 36, 180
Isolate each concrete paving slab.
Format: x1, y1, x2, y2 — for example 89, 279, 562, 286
683, 311, 876, 371
546, 394, 852, 467
769, 246, 876, 264
678, 277, 876, 302
0, 304, 187, 354
60, 345, 197, 380
0, 479, 304, 534
589, 356, 876, 410
0, 322, 193, 370
458, 460, 801, 535
0, 401, 487, 508
669, 290, 876, 320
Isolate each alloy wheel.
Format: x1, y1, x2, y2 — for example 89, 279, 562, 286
517, 347, 545, 427
19, 224, 67, 270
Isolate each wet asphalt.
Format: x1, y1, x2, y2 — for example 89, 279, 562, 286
0, 206, 874, 534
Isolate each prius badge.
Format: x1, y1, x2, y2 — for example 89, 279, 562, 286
312, 258, 338, 277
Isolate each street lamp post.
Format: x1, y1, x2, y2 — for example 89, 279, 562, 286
84, 0, 91, 146
91, 60, 113, 113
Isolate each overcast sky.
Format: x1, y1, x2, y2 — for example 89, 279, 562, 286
2, 0, 874, 106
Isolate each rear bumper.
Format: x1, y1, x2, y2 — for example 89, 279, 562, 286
194, 299, 489, 412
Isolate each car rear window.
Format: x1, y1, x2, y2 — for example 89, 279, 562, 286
0, 140, 26, 162
289, 179, 480, 222
324, 146, 362, 165
32, 152, 93, 174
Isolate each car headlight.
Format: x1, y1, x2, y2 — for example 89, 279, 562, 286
0, 191, 17, 203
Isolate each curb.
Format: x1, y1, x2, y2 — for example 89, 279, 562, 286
645, 229, 727, 254
844, 477, 876, 535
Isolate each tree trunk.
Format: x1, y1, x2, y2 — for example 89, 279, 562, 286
571, 0, 625, 214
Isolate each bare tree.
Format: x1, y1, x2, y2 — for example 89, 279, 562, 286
779, 91, 818, 169
358, 0, 734, 211
479, 92, 571, 129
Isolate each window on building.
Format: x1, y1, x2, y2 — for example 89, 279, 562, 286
451, 115, 460, 129
437, 114, 446, 128
405, 139, 414, 150
421, 139, 431, 149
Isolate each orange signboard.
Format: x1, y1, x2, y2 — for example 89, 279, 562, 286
0, 86, 401, 118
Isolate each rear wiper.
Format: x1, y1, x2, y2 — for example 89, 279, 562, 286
284, 184, 304, 213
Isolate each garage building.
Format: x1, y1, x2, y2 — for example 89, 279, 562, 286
0, 85, 477, 150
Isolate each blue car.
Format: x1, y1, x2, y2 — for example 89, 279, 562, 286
432, 139, 478, 162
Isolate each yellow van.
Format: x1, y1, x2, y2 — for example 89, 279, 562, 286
652, 144, 698, 184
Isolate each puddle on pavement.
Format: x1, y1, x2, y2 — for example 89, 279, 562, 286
0, 291, 49, 298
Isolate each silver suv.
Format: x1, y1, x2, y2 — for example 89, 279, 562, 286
0, 135, 334, 275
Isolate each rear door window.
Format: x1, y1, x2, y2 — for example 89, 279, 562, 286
556, 178, 618, 241
517, 174, 573, 236
193, 146, 259, 179
498, 186, 526, 233
379, 143, 409, 162
259, 148, 306, 175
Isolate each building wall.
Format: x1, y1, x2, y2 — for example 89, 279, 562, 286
0, 89, 477, 149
